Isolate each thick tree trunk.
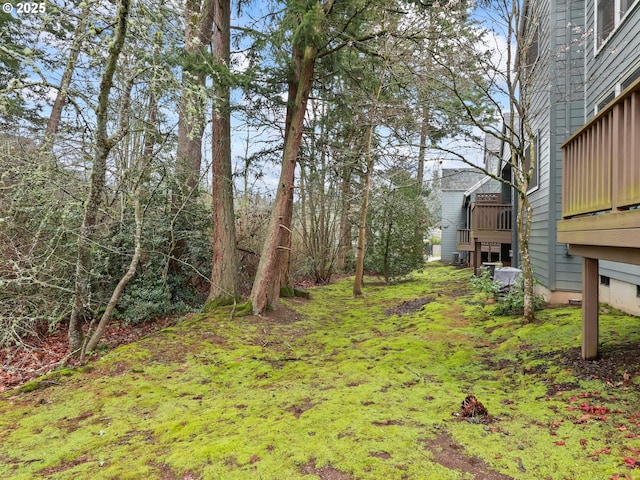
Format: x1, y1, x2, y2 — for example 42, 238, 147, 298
518, 192, 535, 323
175, 0, 215, 194
208, 0, 239, 305
250, 44, 317, 314
68, 0, 130, 354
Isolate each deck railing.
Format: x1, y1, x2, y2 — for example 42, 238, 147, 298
472, 204, 512, 231
457, 228, 471, 247
562, 78, 640, 218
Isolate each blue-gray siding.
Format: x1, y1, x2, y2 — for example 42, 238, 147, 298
440, 191, 465, 262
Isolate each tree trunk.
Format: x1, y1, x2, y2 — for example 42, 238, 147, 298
68, 0, 130, 354
42, 6, 89, 153
414, 104, 430, 257
175, 0, 215, 194
208, 0, 239, 305
353, 78, 384, 297
171, 0, 216, 277
353, 122, 375, 297
250, 44, 317, 314
336, 158, 353, 271
84, 192, 143, 354
519, 192, 535, 323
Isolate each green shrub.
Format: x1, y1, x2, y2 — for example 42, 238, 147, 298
469, 269, 501, 299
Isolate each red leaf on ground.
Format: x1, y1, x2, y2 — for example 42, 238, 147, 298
555, 441, 565, 446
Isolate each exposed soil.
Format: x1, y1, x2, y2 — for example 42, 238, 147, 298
423, 432, 514, 480
301, 460, 355, 480
559, 343, 640, 387
385, 297, 435, 317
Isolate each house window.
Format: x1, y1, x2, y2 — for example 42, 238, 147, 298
525, 22, 539, 69
621, 64, 640, 91
600, 275, 610, 286
636, 285, 640, 298
596, 0, 640, 49
524, 135, 540, 193
597, 0, 615, 47
596, 91, 616, 113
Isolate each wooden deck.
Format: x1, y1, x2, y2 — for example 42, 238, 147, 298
456, 199, 512, 270
559, 77, 640, 359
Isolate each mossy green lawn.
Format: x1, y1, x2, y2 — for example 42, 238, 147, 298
2, 263, 640, 479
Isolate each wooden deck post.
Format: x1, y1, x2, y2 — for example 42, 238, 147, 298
582, 257, 599, 360
474, 241, 482, 275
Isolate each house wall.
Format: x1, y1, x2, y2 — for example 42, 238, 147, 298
526, 0, 584, 295
440, 190, 466, 263
586, 1, 640, 108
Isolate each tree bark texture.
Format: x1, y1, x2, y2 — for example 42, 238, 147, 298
175, 0, 216, 194
68, 0, 130, 353
208, 0, 239, 304
250, 44, 317, 314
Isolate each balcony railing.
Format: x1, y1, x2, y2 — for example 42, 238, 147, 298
472, 204, 512, 232
562, 78, 640, 219
456, 204, 512, 251
457, 228, 471, 247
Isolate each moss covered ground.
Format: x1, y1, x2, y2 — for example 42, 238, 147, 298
2, 263, 640, 479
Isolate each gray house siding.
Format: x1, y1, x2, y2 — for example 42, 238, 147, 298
586, 3, 640, 109
440, 190, 465, 263
523, 0, 584, 295
526, 0, 552, 288
549, 0, 585, 292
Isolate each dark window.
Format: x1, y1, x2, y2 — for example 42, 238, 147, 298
636, 285, 640, 298
597, 91, 616, 112
621, 64, 640, 91
597, 0, 615, 47
621, 0, 637, 17
526, 22, 539, 69
600, 275, 610, 286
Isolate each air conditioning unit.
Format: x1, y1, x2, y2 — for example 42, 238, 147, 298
451, 252, 461, 265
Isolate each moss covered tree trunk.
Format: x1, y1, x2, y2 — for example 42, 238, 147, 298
68, 0, 130, 354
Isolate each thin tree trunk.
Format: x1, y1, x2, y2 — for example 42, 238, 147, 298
353, 79, 384, 297
84, 192, 143, 354
414, 104, 430, 257
250, 44, 317, 314
42, 7, 89, 153
68, 0, 130, 354
336, 157, 353, 271
353, 122, 375, 296
208, 0, 238, 305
